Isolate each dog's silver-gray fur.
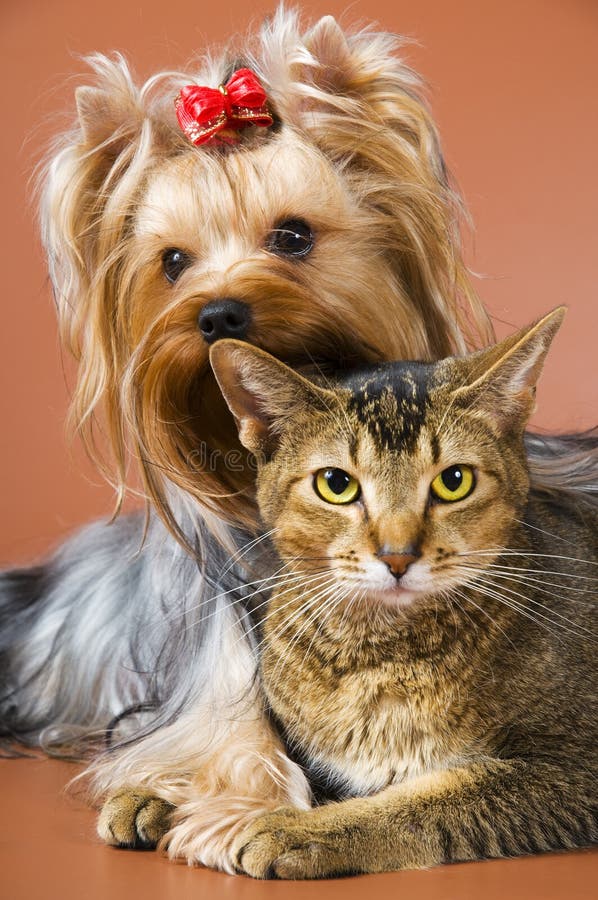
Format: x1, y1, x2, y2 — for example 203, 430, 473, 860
0, 506, 273, 753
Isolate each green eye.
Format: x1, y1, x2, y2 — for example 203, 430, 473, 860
430, 465, 475, 503
314, 468, 361, 505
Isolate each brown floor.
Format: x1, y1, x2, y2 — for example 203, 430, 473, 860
1, 758, 596, 900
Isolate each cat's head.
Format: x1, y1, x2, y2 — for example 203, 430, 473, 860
210, 309, 564, 609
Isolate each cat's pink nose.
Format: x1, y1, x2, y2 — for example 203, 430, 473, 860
378, 552, 419, 578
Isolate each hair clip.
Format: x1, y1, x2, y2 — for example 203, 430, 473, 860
175, 68, 273, 146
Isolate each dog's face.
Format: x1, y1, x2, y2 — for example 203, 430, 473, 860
41, 12, 491, 537
130, 130, 406, 366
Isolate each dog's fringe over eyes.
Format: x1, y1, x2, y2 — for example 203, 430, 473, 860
1, 5, 597, 875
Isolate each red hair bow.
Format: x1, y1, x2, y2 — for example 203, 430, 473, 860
175, 68, 273, 146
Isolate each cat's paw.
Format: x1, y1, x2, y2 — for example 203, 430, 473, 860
233, 807, 358, 880
97, 790, 174, 849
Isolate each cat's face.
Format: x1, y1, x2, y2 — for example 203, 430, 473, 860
210, 308, 563, 611
253, 363, 530, 608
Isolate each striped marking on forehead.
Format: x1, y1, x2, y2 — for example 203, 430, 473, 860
345, 363, 433, 453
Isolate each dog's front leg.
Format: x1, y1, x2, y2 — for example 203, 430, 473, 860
94, 618, 312, 873
162, 709, 311, 872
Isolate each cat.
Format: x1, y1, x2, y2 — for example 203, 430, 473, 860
208, 307, 598, 879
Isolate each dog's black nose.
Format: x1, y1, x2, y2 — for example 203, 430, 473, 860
198, 299, 251, 344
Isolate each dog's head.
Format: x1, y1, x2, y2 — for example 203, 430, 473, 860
41, 10, 492, 539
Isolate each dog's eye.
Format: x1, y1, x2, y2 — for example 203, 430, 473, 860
162, 248, 191, 283
268, 219, 313, 258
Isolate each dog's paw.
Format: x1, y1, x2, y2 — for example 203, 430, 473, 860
97, 790, 174, 849
232, 807, 357, 880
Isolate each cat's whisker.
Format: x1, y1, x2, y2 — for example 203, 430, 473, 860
444, 589, 470, 638
178, 566, 333, 648
466, 580, 570, 642
219, 527, 278, 577
160, 558, 299, 622
289, 584, 352, 670
449, 586, 517, 652
282, 556, 338, 562
296, 585, 355, 679
266, 581, 345, 686
166, 548, 337, 633
470, 566, 597, 597
513, 518, 578, 548
235, 572, 337, 652
473, 573, 597, 639
451, 558, 597, 596
255, 575, 338, 638
469, 560, 597, 581
336, 585, 364, 635
281, 581, 344, 646
449, 586, 493, 633
457, 549, 598, 569
467, 573, 597, 642
250, 575, 340, 658
235, 568, 336, 634
163, 563, 318, 632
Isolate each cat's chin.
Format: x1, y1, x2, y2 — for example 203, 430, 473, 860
367, 585, 423, 610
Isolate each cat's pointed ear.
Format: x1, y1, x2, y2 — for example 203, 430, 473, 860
209, 340, 336, 456
453, 307, 566, 428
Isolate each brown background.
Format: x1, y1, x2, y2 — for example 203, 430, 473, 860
1, 0, 597, 564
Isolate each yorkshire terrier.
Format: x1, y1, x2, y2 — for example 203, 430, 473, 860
1, 7, 593, 876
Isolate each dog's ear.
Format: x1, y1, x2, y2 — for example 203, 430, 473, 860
302, 15, 354, 92
210, 340, 336, 456
74, 54, 146, 154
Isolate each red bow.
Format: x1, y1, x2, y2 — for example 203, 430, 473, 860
175, 68, 273, 146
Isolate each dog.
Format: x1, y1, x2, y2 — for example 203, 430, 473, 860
1, 7, 596, 875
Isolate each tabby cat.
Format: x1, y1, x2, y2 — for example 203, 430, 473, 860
209, 308, 598, 879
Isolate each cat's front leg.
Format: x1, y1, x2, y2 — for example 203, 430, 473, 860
234, 758, 596, 879
98, 790, 174, 848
